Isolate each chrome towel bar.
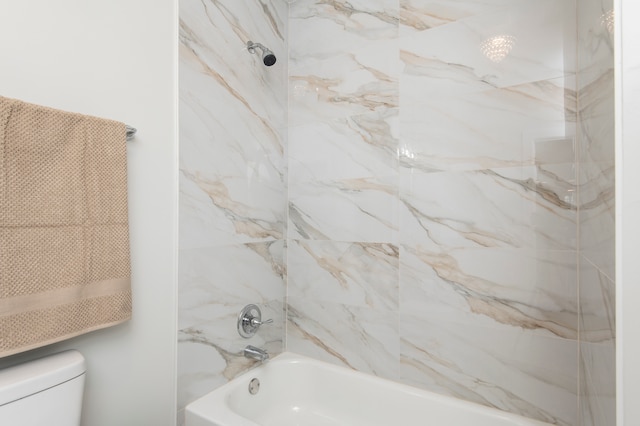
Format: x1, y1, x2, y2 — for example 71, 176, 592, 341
126, 125, 137, 141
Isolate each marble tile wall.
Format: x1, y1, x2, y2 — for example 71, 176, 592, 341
287, 0, 580, 424
176, 0, 615, 424
177, 0, 288, 423
577, 0, 616, 424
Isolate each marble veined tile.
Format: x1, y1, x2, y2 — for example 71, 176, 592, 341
400, 0, 520, 34
180, 0, 287, 128
399, 76, 575, 172
579, 162, 615, 280
178, 0, 288, 417
178, 334, 231, 412
577, 0, 615, 282
180, 0, 288, 251
179, 242, 285, 330
399, 0, 575, 90
399, 246, 578, 339
580, 340, 616, 426
579, 256, 615, 343
578, 69, 614, 164
178, 296, 284, 411
289, 109, 399, 182
289, 0, 399, 53
287, 298, 399, 380
399, 46, 495, 95
180, 297, 284, 366
399, 167, 577, 251
179, 172, 285, 249
180, 0, 287, 49
288, 175, 399, 243
578, 71, 614, 279
290, 39, 400, 126
180, 64, 286, 181
577, 0, 614, 79
400, 314, 578, 425
178, 240, 286, 409
288, 240, 399, 310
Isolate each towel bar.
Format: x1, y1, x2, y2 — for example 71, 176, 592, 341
126, 125, 136, 141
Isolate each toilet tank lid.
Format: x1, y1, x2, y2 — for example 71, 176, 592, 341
0, 350, 86, 405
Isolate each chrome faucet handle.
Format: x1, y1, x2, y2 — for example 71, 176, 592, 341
250, 317, 273, 327
238, 304, 272, 338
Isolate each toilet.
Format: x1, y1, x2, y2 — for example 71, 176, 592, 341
0, 350, 86, 426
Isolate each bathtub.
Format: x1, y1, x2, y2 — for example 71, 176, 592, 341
185, 352, 551, 426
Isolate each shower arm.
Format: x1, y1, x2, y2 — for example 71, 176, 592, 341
246, 40, 276, 67
247, 41, 268, 55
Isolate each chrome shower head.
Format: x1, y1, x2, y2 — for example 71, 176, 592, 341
247, 41, 277, 67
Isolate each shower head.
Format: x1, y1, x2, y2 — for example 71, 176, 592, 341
262, 51, 277, 66
247, 41, 277, 67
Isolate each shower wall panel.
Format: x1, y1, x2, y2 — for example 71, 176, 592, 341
177, 0, 288, 424
287, 1, 579, 424
577, 0, 616, 424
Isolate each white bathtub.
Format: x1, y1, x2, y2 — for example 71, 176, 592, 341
185, 352, 551, 426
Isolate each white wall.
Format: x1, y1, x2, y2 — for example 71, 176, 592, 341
0, 1, 178, 425
618, 1, 640, 424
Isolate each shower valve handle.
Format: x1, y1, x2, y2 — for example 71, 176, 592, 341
238, 304, 272, 338
250, 317, 273, 327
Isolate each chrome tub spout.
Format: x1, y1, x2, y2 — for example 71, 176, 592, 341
243, 345, 269, 362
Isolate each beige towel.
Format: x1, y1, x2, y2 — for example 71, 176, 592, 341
0, 96, 131, 357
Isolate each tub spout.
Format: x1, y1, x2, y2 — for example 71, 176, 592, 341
244, 345, 269, 362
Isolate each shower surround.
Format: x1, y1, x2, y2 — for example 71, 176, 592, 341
178, 0, 615, 425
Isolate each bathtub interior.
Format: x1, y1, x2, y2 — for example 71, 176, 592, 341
186, 352, 552, 426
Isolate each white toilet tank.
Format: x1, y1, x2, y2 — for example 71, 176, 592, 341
0, 350, 86, 426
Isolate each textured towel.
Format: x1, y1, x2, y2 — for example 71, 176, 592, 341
0, 96, 131, 357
